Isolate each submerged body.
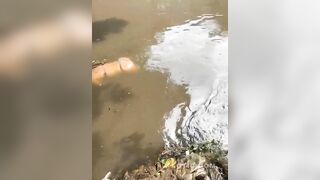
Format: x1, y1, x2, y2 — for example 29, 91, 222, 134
92, 57, 138, 86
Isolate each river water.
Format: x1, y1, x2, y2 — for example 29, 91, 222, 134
92, 0, 227, 179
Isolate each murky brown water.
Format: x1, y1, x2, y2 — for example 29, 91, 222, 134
92, 0, 227, 179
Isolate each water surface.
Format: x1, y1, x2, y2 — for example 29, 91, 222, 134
92, 0, 227, 179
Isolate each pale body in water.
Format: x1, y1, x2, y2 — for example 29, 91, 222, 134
92, 57, 139, 86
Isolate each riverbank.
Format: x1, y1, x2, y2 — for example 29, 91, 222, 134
103, 141, 228, 180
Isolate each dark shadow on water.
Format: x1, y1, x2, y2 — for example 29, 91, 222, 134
92, 82, 133, 120
112, 132, 161, 177
92, 18, 128, 42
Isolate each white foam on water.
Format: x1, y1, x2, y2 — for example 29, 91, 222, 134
146, 15, 228, 149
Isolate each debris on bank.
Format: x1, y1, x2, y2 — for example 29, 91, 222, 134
103, 141, 228, 180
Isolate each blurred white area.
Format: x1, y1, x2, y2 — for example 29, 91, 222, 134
230, 0, 320, 179
0, 5, 91, 180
